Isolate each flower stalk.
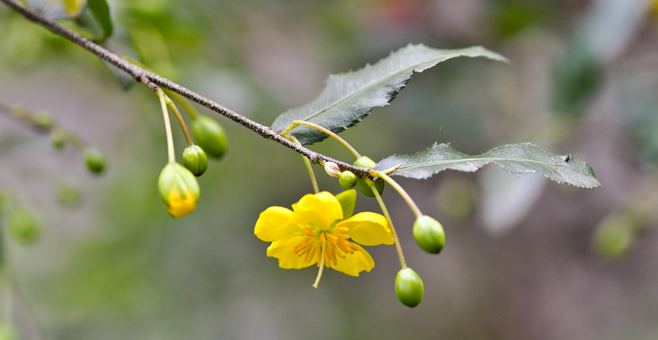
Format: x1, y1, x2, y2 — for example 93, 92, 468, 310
371, 170, 422, 218
164, 95, 194, 146
282, 120, 362, 160
167, 90, 200, 120
289, 136, 319, 194
157, 89, 175, 163
367, 179, 407, 269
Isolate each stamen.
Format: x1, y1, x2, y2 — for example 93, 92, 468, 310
337, 242, 352, 254
305, 244, 318, 262
323, 244, 337, 267
293, 226, 359, 275
293, 239, 312, 253
296, 245, 313, 258
326, 236, 339, 248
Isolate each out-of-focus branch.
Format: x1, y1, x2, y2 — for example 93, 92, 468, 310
0, 102, 87, 149
0, 0, 373, 176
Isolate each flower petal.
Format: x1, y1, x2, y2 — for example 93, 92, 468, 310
339, 212, 394, 246
331, 244, 375, 276
267, 236, 316, 269
293, 192, 343, 231
255, 207, 301, 242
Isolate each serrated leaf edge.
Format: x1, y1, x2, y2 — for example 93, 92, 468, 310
379, 142, 601, 189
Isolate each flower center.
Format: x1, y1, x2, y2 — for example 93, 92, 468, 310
292, 223, 360, 288
293, 224, 358, 268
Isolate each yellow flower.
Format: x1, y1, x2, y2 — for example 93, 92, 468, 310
255, 191, 394, 287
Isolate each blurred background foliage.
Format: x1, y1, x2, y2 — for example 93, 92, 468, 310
1, 0, 658, 339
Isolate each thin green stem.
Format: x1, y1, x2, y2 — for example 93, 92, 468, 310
167, 90, 199, 120
1, 235, 50, 339
164, 95, 194, 146
371, 171, 422, 218
0, 103, 89, 149
12, 275, 50, 340
56, 128, 87, 149
157, 90, 175, 163
290, 137, 319, 194
283, 121, 361, 160
367, 179, 407, 269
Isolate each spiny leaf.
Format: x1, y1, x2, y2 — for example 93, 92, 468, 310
376, 142, 601, 189
271, 44, 508, 145
88, 0, 113, 43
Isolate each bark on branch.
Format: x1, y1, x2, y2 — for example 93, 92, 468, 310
0, 0, 373, 176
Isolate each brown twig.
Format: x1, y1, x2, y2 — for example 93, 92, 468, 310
0, 0, 373, 176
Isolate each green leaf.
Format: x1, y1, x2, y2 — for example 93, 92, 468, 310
88, 0, 113, 43
376, 142, 601, 189
271, 44, 508, 145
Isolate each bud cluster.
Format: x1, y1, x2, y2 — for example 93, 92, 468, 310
156, 91, 228, 218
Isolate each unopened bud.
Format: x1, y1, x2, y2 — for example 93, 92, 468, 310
8, 209, 41, 246
182, 145, 208, 177
354, 156, 384, 197
324, 162, 341, 178
339, 171, 357, 189
192, 115, 227, 160
413, 215, 445, 254
51, 130, 66, 148
158, 162, 200, 218
83, 147, 106, 174
33, 111, 53, 128
395, 268, 424, 308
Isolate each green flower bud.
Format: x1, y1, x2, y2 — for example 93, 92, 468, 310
395, 268, 424, 308
57, 182, 82, 207
592, 213, 636, 260
33, 111, 53, 128
83, 147, 106, 174
8, 209, 41, 246
353, 156, 384, 197
50, 130, 66, 148
192, 115, 227, 160
182, 145, 208, 177
339, 171, 357, 189
413, 215, 445, 254
354, 156, 377, 169
158, 162, 200, 218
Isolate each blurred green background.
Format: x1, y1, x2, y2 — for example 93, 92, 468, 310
2, 0, 658, 339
